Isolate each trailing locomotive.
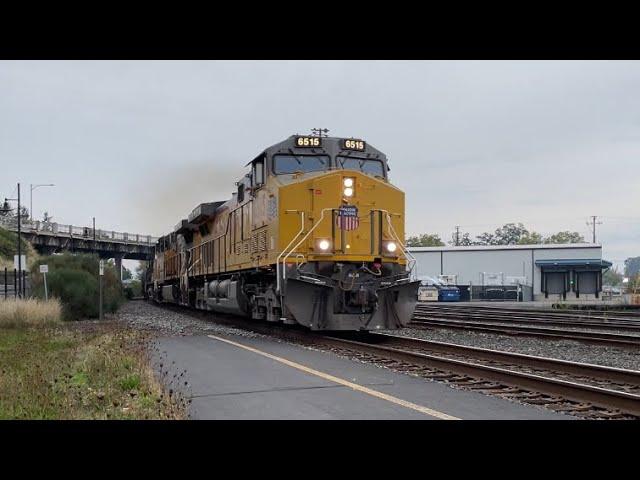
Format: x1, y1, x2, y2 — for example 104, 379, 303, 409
145, 134, 419, 331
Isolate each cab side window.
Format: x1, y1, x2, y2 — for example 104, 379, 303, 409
237, 183, 245, 203
252, 155, 265, 187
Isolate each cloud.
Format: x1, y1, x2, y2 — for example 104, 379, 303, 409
1, 60, 639, 265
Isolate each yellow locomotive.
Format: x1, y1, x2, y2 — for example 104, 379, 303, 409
147, 134, 419, 331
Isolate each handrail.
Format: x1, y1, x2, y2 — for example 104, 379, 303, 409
379, 208, 416, 277
281, 208, 334, 283
276, 211, 305, 294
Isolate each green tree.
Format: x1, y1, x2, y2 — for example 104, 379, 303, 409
124, 280, 142, 299
475, 223, 530, 245
603, 267, 623, 286
0, 202, 28, 219
517, 231, 543, 245
493, 223, 530, 244
134, 261, 148, 280
122, 265, 133, 280
544, 231, 585, 244
0, 199, 11, 217
406, 233, 445, 247
475, 232, 496, 245
625, 257, 640, 278
452, 232, 475, 246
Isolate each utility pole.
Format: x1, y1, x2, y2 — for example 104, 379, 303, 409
4, 184, 22, 297
93, 217, 96, 254
586, 216, 602, 244
455, 225, 460, 246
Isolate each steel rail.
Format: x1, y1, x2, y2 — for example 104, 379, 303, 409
321, 332, 640, 417
366, 333, 640, 386
410, 317, 640, 347
414, 304, 640, 323
412, 309, 640, 332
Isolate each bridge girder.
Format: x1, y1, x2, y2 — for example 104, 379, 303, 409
23, 232, 153, 261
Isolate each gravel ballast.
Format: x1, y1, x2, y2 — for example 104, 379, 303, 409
382, 326, 640, 371
116, 301, 640, 372
114, 300, 263, 339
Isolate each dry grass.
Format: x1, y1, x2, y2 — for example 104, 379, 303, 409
0, 322, 187, 419
0, 298, 62, 328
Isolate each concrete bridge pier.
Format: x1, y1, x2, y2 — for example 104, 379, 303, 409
113, 255, 126, 283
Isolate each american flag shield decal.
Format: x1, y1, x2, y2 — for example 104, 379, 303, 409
336, 205, 359, 231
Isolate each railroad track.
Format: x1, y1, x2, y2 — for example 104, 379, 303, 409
412, 314, 640, 332
410, 317, 640, 348
414, 304, 640, 326
152, 302, 640, 419
412, 303, 640, 347
321, 332, 640, 419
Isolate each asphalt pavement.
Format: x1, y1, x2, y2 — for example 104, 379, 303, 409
153, 333, 570, 420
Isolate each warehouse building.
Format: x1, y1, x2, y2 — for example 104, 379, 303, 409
408, 244, 612, 302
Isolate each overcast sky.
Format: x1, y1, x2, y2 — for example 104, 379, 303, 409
1, 61, 638, 271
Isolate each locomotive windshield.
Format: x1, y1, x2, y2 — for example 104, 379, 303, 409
337, 156, 385, 178
273, 154, 329, 174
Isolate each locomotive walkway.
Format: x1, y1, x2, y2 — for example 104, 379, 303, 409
0, 217, 158, 279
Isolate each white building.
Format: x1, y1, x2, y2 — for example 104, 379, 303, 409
408, 244, 612, 302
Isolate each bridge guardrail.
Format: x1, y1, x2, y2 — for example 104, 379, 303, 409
0, 217, 158, 246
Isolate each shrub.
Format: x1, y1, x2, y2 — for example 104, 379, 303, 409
124, 280, 142, 299
29, 253, 125, 321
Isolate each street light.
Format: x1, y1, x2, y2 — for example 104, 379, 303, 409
30, 184, 55, 221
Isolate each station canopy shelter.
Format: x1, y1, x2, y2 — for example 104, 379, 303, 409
535, 259, 612, 300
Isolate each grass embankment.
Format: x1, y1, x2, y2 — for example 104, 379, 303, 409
0, 227, 39, 270
0, 299, 186, 419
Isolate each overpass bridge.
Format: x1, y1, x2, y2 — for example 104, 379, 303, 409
0, 217, 158, 279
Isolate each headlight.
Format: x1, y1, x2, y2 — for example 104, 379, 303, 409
343, 187, 354, 197
385, 241, 397, 253
343, 178, 354, 188
316, 239, 331, 251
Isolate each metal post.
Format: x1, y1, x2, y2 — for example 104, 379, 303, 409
17, 183, 21, 298
43, 271, 48, 301
4, 268, 6, 299
93, 217, 96, 254
99, 259, 104, 320
13, 268, 17, 298
100, 274, 103, 320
